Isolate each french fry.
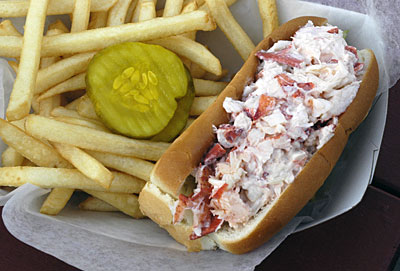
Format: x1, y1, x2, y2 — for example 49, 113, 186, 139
39, 27, 65, 116
48, 19, 70, 33
40, 29, 64, 69
163, 0, 184, 17
0, 119, 70, 168
0, 20, 21, 36
79, 196, 119, 212
1, 147, 24, 167
9, 117, 26, 130
0, 10, 215, 58
0, 37, 21, 58
88, 11, 108, 29
35, 52, 96, 95
202, 68, 228, 81
0, 0, 117, 17
76, 95, 100, 120
198, 0, 236, 11
193, 78, 227, 96
65, 97, 83, 110
51, 106, 90, 120
180, 0, 198, 40
85, 150, 154, 181
258, 0, 279, 38
41, 15, 79, 214
6, 0, 49, 121
125, 0, 138, 23
0, 167, 145, 193
52, 142, 114, 189
205, 0, 254, 60
71, 0, 91, 32
107, 0, 133, 26
189, 96, 217, 116
149, 36, 221, 75
138, 0, 156, 22
37, 73, 86, 101
131, 0, 156, 22
183, 0, 204, 5
39, 95, 61, 117
40, 188, 74, 215
25, 115, 170, 161
54, 116, 110, 132
83, 190, 144, 218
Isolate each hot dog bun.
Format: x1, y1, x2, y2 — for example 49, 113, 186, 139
139, 16, 379, 254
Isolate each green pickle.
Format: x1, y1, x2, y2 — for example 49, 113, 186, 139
151, 69, 194, 142
86, 42, 192, 139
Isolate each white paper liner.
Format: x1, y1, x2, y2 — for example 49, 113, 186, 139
0, 0, 395, 270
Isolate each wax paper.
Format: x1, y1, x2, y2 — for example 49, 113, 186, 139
0, 0, 397, 270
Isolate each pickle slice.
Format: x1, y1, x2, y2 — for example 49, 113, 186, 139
151, 69, 195, 142
86, 42, 189, 138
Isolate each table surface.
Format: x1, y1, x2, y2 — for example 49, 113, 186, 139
1, 87, 399, 270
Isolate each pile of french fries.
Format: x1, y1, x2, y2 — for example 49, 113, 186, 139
0, 0, 278, 219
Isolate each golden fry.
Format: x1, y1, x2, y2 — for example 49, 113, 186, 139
1, 147, 24, 167
163, 0, 184, 17
38, 73, 85, 101
53, 142, 114, 189
40, 188, 74, 215
205, 0, 254, 60
138, 0, 156, 22
149, 36, 221, 75
35, 52, 96, 95
85, 150, 154, 181
193, 78, 227, 96
0, 0, 117, 17
180, 0, 198, 40
84, 190, 144, 218
258, 0, 279, 37
0, 11, 215, 57
107, 0, 134, 26
189, 96, 217, 116
0, 119, 70, 168
79, 196, 119, 212
39, 95, 61, 117
48, 19, 69, 33
25, 115, 170, 161
0, 167, 145, 193
76, 95, 100, 120
53, 116, 110, 132
71, 0, 91, 32
0, 20, 21, 36
6, 0, 49, 121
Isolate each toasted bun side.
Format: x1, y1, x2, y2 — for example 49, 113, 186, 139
212, 124, 346, 254
151, 16, 328, 197
212, 50, 379, 254
210, 50, 379, 255
213, 152, 332, 254
142, 16, 379, 254
139, 183, 217, 252
338, 49, 379, 134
